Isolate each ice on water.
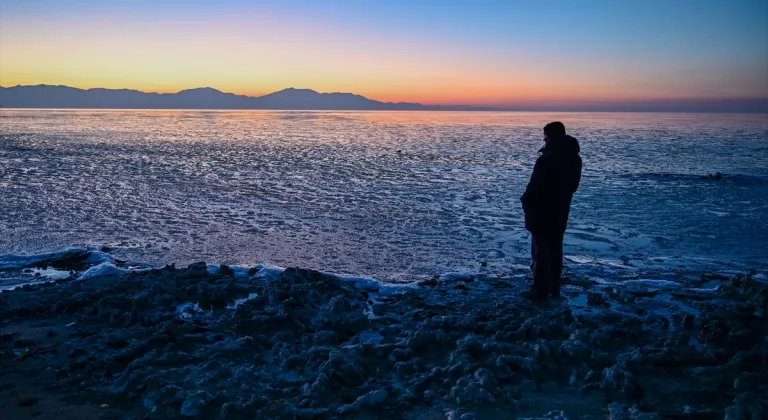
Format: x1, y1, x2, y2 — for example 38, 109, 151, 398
1, 110, 767, 285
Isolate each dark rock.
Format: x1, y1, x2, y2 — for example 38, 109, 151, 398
607, 403, 629, 420
326, 296, 348, 315
218, 265, 234, 276
219, 402, 234, 419
457, 335, 485, 359
17, 396, 38, 407
289, 406, 329, 418
339, 313, 370, 335
733, 373, 763, 392
407, 328, 445, 353
728, 329, 760, 350
683, 314, 696, 330
587, 292, 609, 307
731, 274, 744, 288
187, 262, 208, 272
418, 277, 440, 287
337, 389, 388, 414
733, 392, 767, 419
701, 273, 729, 282
13, 339, 30, 348
725, 406, 746, 420
2, 256, 765, 420
450, 379, 496, 405
180, 391, 207, 417
389, 348, 411, 362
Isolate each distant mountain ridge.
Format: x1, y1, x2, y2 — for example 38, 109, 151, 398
2, 85, 766, 112
0, 85, 497, 111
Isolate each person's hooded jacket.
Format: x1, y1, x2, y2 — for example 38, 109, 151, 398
520, 135, 582, 235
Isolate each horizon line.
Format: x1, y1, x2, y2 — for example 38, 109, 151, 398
3, 108, 768, 115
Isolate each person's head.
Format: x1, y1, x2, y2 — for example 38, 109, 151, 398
543, 121, 566, 143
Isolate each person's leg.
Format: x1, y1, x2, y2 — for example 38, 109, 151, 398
532, 235, 550, 299
550, 233, 564, 297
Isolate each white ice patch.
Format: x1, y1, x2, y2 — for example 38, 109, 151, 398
622, 279, 682, 290
564, 255, 630, 269
335, 274, 386, 292
705, 210, 730, 217
687, 287, 720, 295
564, 255, 594, 264
226, 293, 259, 310
78, 263, 130, 280
585, 276, 613, 285
83, 250, 116, 266
251, 264, 286, 281
176, 302, 205, 320
594, 259, 631, 269
29, 267, 72, 281
378, 284, 412, 296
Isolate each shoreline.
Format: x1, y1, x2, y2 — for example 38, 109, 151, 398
0, 249, 766, 419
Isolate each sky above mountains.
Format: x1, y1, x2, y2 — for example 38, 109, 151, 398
1, 0, 766, 108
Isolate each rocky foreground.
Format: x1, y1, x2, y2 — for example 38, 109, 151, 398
0, 251, 767, 420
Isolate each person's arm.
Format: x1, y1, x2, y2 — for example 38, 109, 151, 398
573, 156, 582, 193
520, 156, 547, 212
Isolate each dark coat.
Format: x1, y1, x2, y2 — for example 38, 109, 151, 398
520, 135, 582, 235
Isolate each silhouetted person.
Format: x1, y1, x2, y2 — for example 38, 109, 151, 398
520, 122, 582, 301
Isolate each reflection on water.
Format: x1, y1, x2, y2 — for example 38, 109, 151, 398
1, 110, 767, 281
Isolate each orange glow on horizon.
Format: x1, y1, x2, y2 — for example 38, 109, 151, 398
2, 18, 766, 107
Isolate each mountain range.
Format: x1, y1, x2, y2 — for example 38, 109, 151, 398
2, 85, 766, 112
0, 85, 496, 111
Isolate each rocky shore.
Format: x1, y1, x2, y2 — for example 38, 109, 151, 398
0, 249, 766, 419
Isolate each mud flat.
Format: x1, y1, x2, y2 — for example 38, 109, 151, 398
0, 249, 766, 419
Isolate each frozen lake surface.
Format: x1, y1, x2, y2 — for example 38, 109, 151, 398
1, 110, 767, 281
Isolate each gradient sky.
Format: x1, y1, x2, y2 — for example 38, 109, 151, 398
1, 0, 766, 106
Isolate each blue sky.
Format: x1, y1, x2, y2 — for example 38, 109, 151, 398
1, 0, 766, 105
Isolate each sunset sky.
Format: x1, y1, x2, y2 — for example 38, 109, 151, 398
1, 0, 766, 106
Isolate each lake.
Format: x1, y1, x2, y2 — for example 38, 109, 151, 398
1, 110, 767, 281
